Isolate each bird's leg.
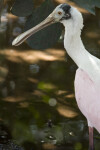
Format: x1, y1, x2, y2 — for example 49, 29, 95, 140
89, 126, 94, 150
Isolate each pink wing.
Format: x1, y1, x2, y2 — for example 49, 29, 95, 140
75, 68, 100, 133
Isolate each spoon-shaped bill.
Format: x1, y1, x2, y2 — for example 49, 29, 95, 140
12, 16, 55, 46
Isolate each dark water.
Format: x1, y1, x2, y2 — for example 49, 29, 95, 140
0, 3, 100, 150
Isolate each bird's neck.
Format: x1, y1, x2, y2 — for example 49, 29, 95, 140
64, 27, 100, 84
64, 28, 89, 68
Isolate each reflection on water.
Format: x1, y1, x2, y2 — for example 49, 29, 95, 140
0, 2, 100, 150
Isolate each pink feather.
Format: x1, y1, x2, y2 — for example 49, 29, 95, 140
75, 68, 100, 133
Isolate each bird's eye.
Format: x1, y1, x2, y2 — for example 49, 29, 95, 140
58, 11, 62, 15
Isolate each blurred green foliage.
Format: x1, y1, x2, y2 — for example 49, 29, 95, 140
24, 0, 62, 49
11, 0, 33, 17
71, 0, 100, 14
10, 0, 100, 17
0, 0, 3, 23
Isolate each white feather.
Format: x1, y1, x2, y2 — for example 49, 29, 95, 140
61, 7, 100, 85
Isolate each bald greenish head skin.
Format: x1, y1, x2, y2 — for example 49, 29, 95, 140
12, 3, 83, 46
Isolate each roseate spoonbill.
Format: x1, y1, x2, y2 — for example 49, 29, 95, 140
12, 3, 100, 150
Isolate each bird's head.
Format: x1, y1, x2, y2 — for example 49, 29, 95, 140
12, 3, 84, 46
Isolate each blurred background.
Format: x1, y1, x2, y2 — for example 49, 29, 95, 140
0, 0, 100, 149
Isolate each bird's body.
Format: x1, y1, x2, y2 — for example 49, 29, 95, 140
12, 4, 100, 149
62, 8, 100, 137
75, 68, 100, 132
62, 11, 100, 133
